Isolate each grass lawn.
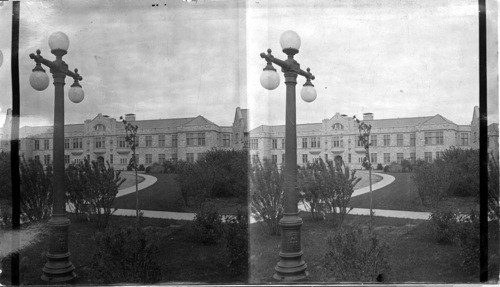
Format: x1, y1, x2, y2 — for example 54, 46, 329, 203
113, 173, 246, 215
353, 170, 383, 190
349, 172, 478, 213
250, 213, 481, 284
0, 214, 247, 285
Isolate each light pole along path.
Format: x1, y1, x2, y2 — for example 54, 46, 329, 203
259, 30, 318, 281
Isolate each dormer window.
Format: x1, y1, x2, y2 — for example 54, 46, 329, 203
332, 123, 344, 130
95, 124, 106, 131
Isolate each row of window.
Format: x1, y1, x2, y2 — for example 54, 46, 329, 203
251, 132, 470, 150
34, 132, 232, 150
259, 151, 446, 165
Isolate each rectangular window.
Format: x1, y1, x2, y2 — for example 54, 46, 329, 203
145, 154, 152, 164
384, 153, 390, 163
44, 139, 50, 150
348, 153, 352, 163
110, 154, 113, 164
250, 139, 259, 150
371, 153, 377, 163
302, 154, 308, 163
317, 138, 320, 148
172, 134, 178, 147
159, 153, 165, 164
64, 155, 70, 164
460, 133, 469, 146
252, 154, 259, 163
436, 151, 444, 160
325, 153, 329, 162
75, 138, 83, 149
223, 134, 231, 147
44, 154, 51, 165
383, 135, 390, 146
186, 153, 194, 163
145, 136, 152, 147
311, 137, 317, 148
313, 158, 320, 163
34, 140, 39, 150
282, 153, 285, 164
34, 155, 40, 162
281, 139, 285, 149
425, 132, 444, 145
425, 152, 432, 162
371, 135, 377, 147
302, 138, 308, 149
397, 153, 404, 164
74, 158, 82, 164
410, 152, 416, 163
272, 139, 278, 149
172, 153, 178, 162
272, 154, 278, 163
357, 137, 364, 147
94, 137, 105, 148
118, 136, 126, 148
64, 138, 70, 149
397, 134, 403, 146
158, 135, 165, 147
120, 158, 128, 164
197, 133, 205, 146
410, 133, 416, 146
333, 136, 341, 147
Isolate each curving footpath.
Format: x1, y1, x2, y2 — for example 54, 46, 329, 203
100, 171, 431, 222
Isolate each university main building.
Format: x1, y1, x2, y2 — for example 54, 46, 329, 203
0, 106, 497, 170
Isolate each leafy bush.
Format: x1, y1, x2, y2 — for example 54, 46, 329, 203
376, 163, 383, 170
162, 160, 178, 173
249, 159, 284, 236
66, 158, 125, 228
223, 211, 248, 274
385, 162, 402, 172
454, 210, 479, 274
298, 159, 360, 227
441, 148, 479, 197
383, 165, 389, 172
323, 225, 391, 282
191, 202, 224, 244
146, 162, 164, 174
411, 159, 449, 206
0, 152, 11, 200
91, 225, 162, 284
400, 159, 413, 172
176, 149, 248, 205
427, 209, 459, 244
19, 157, 53, 222
488, 153, 499, 220
138, 164, 145, 171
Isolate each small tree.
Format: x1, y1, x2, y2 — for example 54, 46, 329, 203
411, 159, 449, 206
19, 157, 53, 222
249, 158, 284, 236
488, 153, 499, 220
353, 115, 374, 221
120, 116, 140, 221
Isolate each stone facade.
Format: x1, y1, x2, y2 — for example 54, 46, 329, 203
0, 107, 248, 169
249, 107, 495, 169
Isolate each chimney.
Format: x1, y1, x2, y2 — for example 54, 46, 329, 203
363, 113, 374, 121
125, 113, 136, 122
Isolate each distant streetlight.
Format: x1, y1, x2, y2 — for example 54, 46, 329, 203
259, 30, 317, 281
29, 31, 84, 283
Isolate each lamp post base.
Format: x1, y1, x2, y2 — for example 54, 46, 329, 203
41, 216, 76, 283
273, 214, 308, 281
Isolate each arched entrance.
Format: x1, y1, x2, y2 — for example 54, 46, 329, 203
334, 155, 344, 171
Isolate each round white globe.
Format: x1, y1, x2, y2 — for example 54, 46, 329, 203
280, 30, 301, 51
48, 31, 70, 51
29, 70, 50, 91
260, 69, 280, 90
301, 85, 317, 103
68, 85, 84, 103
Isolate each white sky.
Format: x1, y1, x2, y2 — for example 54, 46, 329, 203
0, 0, 497, 130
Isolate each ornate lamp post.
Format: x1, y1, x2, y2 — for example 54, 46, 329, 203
259, 30, 317, 281
29, 31, 84, 282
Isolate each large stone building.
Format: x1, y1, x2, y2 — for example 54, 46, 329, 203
249, 106, 498, 169
0, 107, 249, 169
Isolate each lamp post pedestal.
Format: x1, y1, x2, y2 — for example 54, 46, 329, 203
274, 214, 308, 281
41, 215, 76, 282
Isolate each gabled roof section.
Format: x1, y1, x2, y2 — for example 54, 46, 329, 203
364, 116, 433, 129
183, 115, 217, 127
250, 123, 322, 134
234, 107, 249, 132
419, 114, 456, 126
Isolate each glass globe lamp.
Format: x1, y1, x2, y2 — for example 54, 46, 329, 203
29, 65, 50, 91
68, 81, 84, 103
48, 31, 70, 52
260, 63, 280, 90
280, 30, 301, 54
301, 79, 317, 103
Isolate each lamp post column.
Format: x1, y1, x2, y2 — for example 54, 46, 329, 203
274, 70, 308, 281
41, 59, 76, 283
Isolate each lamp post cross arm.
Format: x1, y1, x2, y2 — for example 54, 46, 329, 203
260, 49, 315, 80
29, 50, 82, 81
